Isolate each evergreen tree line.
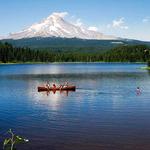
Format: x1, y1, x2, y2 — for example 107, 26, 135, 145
103, 45, 150, 62
0, 42, 150, 63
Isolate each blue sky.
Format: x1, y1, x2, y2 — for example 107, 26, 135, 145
0, 0, 150, 41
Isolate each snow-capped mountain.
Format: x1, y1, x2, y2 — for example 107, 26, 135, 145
0, 35, 5, 40
7, 12, 117, 40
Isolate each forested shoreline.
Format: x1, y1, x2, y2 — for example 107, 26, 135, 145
0, 42, 150, 63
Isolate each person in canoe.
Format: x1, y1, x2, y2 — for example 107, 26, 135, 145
59, 84, 63, 90
58, 82, 69, 90
46, 81, 50, 89
59, 82, 69, 90
63, 82, 69, 88
52, 83, 57, 90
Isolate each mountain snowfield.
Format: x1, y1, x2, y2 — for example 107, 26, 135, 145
0, 35, 5, 39
7, 12, 117, 40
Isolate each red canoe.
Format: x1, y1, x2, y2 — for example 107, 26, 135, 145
38, 86, 76, 92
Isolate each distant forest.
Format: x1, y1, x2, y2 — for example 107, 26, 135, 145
0, 42, 150, 63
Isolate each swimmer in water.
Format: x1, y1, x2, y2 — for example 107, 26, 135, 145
136, 87, 141, 95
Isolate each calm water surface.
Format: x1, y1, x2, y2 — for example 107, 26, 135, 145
0, 63, 150, 150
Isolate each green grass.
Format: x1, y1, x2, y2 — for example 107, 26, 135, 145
141, 66, 150, 70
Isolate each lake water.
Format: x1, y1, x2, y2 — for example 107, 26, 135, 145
0, 63, 150, 150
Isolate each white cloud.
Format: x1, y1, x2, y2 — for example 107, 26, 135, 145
142, 17, 150, 23
52, 12, 68, 18
107, 17, 128, 30
107, 24, 111, 28
88, 26, 98, 31
73, 18, 99, 31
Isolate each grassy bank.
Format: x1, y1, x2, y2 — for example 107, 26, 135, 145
141, 66, 150, 70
